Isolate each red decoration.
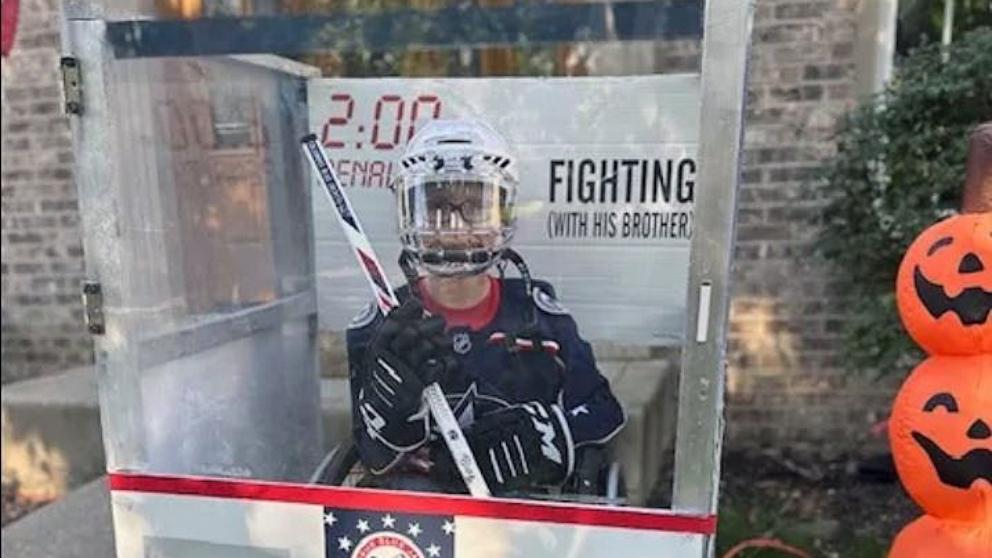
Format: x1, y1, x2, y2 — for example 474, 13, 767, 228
1, 0, 19, 57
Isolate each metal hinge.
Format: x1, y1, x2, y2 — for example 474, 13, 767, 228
81, 281, 105, 335
60, 57, 83, 115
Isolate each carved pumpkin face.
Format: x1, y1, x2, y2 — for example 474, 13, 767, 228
896, 213, 992, 355
890, 354, 992, 522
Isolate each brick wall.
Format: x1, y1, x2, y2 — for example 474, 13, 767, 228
0, 0, 92, 383
0, 0, 903, 455
726, 0, 899, 456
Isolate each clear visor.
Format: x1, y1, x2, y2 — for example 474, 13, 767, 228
398, 176, 511, 234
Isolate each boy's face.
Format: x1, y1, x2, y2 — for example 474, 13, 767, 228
421, 180, 502, 230
413, 179, 505, 254
397, 169, 514, 276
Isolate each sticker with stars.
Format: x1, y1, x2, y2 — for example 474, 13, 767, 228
324, 507, 455, 558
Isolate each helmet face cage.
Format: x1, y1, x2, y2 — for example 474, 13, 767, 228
394, 121, 518, 277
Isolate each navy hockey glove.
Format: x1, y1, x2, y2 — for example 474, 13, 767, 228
358, 298, 458, 451
431, 401, 575, 493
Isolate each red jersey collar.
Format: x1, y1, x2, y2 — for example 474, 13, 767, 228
418, 276, 501, 331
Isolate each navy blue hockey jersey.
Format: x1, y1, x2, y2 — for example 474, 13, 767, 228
345, 278, 626, 475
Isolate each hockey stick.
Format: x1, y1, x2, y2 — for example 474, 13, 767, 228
301, 134, 492, 498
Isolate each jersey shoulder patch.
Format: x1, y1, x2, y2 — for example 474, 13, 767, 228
533, 287, 569, 315
347, 302, 379, 330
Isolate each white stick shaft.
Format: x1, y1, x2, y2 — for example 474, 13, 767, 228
301, 135, 491, 498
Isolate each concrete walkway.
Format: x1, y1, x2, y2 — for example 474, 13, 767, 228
1, 476, 115, 558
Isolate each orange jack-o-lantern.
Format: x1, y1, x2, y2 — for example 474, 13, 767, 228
888, 514, 992, 558
889, 354, 992, 523
896, 213, 992, 355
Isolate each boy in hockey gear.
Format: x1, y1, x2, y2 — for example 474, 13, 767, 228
346, 119, 625, 496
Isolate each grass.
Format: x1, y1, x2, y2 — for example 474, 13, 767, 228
716, 498, 890, 558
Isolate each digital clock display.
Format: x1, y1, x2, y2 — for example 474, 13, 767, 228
320, 93, 443, 151
316, 92, 444, 188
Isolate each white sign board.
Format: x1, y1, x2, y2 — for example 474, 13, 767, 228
308, 76, 699, 343
109, 474, 712, 558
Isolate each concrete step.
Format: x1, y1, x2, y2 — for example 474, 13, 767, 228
3, 355, 678, 507
1, 367, 104, 503
1, 476, 115, 558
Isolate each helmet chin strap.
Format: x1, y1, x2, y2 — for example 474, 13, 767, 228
498, 248, 539, 338
495, 248, 563, 398
498, 249, 534, 317
399, 249, 421, 296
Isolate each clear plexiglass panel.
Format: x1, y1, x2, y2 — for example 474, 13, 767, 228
70, 40, 323, 480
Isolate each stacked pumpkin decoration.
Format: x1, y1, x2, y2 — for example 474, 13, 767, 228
889, 213, 992, 558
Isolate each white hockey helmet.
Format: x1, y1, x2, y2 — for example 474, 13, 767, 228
393, 119, 519, 277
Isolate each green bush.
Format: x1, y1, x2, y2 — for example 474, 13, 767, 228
817, 28, 992, 375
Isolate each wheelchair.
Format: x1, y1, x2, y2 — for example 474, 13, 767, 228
310, 440, 626, 506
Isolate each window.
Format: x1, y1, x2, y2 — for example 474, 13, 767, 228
896, 0, 992, 57
855, 0, 991, 97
